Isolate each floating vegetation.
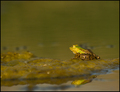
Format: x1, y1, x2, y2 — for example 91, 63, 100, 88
1, 51, 119, 87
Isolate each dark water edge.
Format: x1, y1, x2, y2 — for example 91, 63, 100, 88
1, 69, 119, 91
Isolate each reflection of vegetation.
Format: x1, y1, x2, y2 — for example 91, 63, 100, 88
1, 51, 119, 87
1, 74, 96, 87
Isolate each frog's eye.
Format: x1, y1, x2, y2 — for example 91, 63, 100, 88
73, 45, 78, 48
73, 45, 76, 48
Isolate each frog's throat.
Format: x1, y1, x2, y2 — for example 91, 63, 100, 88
69, 47, 76, 54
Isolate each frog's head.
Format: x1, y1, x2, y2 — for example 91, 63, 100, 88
69, 45, 86, 54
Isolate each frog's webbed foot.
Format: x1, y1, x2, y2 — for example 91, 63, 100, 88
96, 56, 100, 59
93, 54, 100, 59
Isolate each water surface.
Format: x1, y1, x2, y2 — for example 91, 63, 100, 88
1, 1, 119, 91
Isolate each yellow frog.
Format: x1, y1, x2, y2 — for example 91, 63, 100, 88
70, 45, 100, 60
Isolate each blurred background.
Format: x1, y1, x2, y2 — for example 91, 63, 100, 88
1, 1, 119, 60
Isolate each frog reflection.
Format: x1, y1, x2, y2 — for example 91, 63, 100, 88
71, 75, 97, 86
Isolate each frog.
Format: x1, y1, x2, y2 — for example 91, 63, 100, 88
70, 45, 100, 60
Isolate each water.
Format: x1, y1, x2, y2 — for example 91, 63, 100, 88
1, 1, 119, 91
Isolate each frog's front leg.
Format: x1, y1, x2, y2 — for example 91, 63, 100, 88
74, 53, 80, 58
74, 53, 91, 60
80, 54, 91, 60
